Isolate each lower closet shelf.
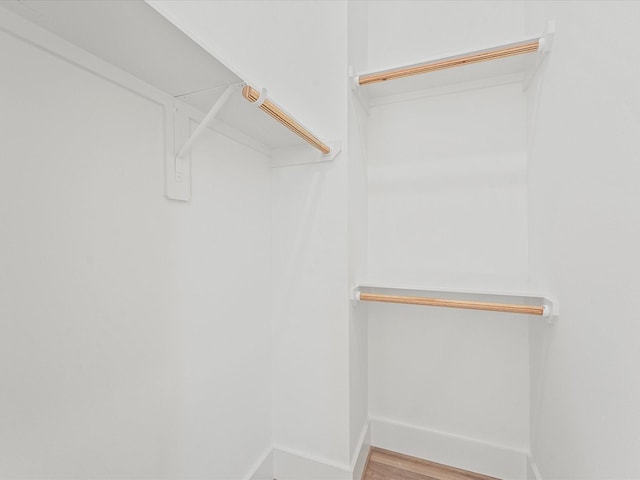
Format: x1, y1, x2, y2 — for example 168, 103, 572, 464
352, 283, 558, 322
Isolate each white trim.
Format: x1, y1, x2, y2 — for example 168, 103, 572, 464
350, 422, 371, 480
242, 422, 371, 480
273, 447, 351, 480
527, 454, 544, 480
243, 448, 274, 480
272, 444, 351, 473
261, 419, 530, 479
370, 416, 528, 479
350, 422, 370, 471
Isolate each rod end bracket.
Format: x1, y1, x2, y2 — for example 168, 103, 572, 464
543, 297, 559, 324
351, 285, 361, 306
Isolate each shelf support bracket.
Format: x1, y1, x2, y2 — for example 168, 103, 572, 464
166, 83, 243, 201
542, 296, 560, 324
175, 83, 241, 177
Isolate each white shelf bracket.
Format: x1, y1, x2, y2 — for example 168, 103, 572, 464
350, 285, 361, 306
166, 83, 242, 201
175, 82, 240, 168
538, 20, 556, 55
542, 296, 560, 325
349, 66, 370, 116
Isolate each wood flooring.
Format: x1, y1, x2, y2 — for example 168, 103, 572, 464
362, 447, 500, 480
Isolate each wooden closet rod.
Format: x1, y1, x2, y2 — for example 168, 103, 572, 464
242, 85, 331, 155
359, 292, 545, 316
358, 40, 540, 86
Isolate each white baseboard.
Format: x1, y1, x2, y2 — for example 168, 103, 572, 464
527, 454, 543, 480
242, 420, 530, 480
350, 423, 371, 480
246, 422, 371, 480
369, 416, 528, 480
273, 447, 351, 480
245, 448, 274, 480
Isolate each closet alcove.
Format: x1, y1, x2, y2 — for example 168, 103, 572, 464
1, 0, 339, 201
349, 21, 557, 480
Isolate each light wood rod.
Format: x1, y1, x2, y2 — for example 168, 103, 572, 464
358, 40, 539, 86
359, 292, 545, 316
242, 85, 330, 155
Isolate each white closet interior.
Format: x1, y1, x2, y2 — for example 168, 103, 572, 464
0, 2, 551, 478
3, 2, 639, 480
349, 14, 556, 478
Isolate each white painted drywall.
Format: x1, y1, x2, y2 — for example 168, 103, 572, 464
10, 2, 639, 479
347, 0, 370, 467
147, 0, 354, 470
173, 123, 272, 479
365, 1, 531, 473
0, 18, 271, 479
367, 1, 526, 73
366, 83, 529, 290
526, 2, 640, 478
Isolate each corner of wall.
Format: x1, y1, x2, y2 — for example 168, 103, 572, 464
526, 454, 543, 480
255, 422, 370, 480
272, 447, 351, 480
246, 448, 275, 480
351, 422, 371, 480
369, 417, 528, 480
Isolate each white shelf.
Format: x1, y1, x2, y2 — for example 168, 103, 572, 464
352, 282, 558, 322
355, 28, 553, 105
1, 1, 338, 200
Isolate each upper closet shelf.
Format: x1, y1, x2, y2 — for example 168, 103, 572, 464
0, 1, 339, 201
354, 22, 554, 104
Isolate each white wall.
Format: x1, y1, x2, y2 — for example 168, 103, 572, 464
267, 1, 351, 466
347, 0, 370, 468
174, 124, 272, 479
8, 2, 640, 479
365, 83, 531, 452
148, 0, 355, 471
526, 2, 640, 478
366, 84, 529, 289
367, 0, 525, 72
365, 2, 531, 476
0, 15, 271, 479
